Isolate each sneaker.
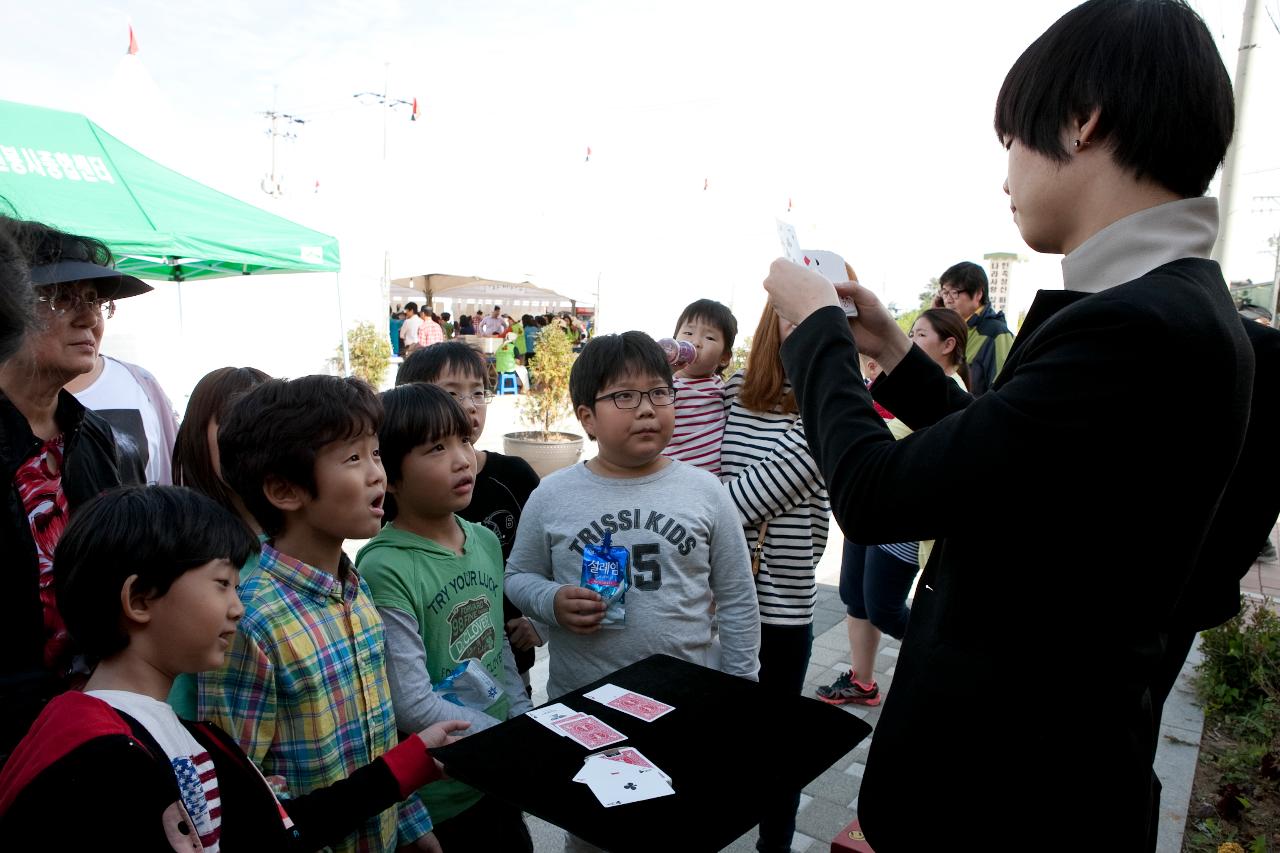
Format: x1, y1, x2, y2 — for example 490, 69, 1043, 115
817, 673, 880, 706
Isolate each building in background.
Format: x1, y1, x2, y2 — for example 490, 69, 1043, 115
983, 252, 1019, 313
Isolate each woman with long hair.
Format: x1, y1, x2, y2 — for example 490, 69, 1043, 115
720, 300, 828, 853
166, 365, 270, 718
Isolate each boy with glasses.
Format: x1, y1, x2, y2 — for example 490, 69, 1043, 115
504, 331, 759, 707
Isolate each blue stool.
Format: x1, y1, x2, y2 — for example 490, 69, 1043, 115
497, 372, 519, 395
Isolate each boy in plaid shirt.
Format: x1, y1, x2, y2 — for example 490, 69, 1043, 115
198, 376, 438, 853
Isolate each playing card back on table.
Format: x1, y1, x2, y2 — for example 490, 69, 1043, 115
554, 714, 627, 749
584, 683, 675, 722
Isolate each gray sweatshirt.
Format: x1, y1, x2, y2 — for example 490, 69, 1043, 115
505, 460, 760, 700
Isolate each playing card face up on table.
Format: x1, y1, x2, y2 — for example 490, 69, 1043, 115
432, 654, 871, 852
574, 747, 674, 808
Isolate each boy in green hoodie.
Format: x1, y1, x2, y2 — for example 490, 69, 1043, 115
357, 383, 533, 851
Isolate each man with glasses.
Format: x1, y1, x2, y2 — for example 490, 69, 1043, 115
939, 261, 1013, 395
0, 216, 146, 764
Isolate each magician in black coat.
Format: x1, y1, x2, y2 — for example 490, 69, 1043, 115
763, 2, 1253, 847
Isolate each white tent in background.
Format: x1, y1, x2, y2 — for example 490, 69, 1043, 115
392, 273, 592, 314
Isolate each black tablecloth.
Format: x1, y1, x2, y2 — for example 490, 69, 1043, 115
433, 653, 872, 852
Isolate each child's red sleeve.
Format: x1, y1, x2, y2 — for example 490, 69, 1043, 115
380, 735, 443, 799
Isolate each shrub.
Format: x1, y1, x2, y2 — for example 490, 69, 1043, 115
339, 321, 392, 388
519, 323, 575, 437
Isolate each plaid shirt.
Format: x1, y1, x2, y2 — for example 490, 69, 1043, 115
198, 544, 432, 852
419, 318, 444, 347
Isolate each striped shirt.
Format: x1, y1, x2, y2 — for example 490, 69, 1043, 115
197, 544, 432, 852
720, 371, 830, 626
664, 374, 726, 475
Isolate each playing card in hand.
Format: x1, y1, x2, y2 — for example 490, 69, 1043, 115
776, 220, 804, 264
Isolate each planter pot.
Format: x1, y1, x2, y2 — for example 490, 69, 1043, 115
503, 431, 584, 478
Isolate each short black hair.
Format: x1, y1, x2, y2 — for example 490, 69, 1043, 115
994, 0, 1232, 198
570, 331, 672, 408
396, 341, 488, 386
404, 301, 419, 313
940, 261, 989, 305
218, 375, 382, 536
440, 312, 451, 321
378, 384, 473, 522
674, 299, 738, 353
54, 486, 259, 662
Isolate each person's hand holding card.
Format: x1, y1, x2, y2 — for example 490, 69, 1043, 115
801, 249, 859, 318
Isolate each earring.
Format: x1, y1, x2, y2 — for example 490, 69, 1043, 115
1074, 139, 1088, 150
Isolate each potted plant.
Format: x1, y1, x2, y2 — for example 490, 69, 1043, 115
504, 322, 584, 476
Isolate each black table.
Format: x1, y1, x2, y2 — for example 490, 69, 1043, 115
433, 654, 872, 852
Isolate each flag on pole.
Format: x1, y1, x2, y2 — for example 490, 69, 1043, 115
127, 24, 139, 55
703, 178, 708, 191
787, 197, 793, 212
411, 97, 419, 121
585, 145, 591, 163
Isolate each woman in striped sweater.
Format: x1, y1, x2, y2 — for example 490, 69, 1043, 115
720, 301, 829, 853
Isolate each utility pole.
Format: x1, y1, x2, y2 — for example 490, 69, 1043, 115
353, 64, 418, 368
1213, 0, 1261, 265
260, 87, 305, 198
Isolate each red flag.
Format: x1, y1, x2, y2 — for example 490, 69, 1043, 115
127, 25, 139, 55
787, 197, 793, 212
585, 146, 591, 162
314, 179, 320, 194
411, 97, 419, 121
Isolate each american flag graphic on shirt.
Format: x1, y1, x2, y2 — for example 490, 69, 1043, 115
173, 752, 222, 851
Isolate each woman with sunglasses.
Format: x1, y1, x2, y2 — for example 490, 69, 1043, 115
0, 216, 148, 765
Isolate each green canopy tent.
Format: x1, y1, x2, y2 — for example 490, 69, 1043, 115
0, 99, 340, 280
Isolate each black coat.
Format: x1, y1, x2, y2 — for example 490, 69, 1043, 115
780, 258, 1254, 849
0, 389, 136, 759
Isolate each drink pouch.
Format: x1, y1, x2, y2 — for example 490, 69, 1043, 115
581, 530, 629, 628
436, 659, 503, 710
657, 337, 697, 370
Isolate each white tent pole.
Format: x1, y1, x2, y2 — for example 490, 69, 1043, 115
335, 272, 351, 376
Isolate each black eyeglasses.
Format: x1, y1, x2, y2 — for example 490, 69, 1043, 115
594, 387, 677, 409
448, 390, 496, 406
36, 285, 116, 319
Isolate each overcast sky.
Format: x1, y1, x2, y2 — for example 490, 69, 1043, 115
2, 0, 1277, 338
